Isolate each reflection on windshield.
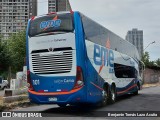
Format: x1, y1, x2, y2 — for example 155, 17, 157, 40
29, 13, 74, 37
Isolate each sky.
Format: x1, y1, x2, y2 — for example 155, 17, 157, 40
38, 0, 160, 61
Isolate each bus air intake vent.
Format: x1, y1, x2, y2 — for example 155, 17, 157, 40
31, 49, 73, 74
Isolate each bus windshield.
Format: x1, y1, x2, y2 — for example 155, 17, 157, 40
29, 13, 74, 37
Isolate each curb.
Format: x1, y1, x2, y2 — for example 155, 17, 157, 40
142, 83, 160, 89
3, 95, 28, 103
0, 95, 32, 111
0, 100, 35, 112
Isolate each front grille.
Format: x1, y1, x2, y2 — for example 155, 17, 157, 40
31, 50, 73, 74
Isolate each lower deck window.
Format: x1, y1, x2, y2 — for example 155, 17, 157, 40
114, 63, 137, 78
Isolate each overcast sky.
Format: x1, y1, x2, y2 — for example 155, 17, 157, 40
38, 0, 160, 61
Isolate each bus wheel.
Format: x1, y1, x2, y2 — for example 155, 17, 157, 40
3, 86, 7, 90
57, 104, 67, 108
133, 83, 139, 95
108, 85, 116, 104
101, 90, 108, 106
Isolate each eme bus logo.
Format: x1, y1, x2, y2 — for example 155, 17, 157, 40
40, 19, 61, 29
94, 44, 114, 71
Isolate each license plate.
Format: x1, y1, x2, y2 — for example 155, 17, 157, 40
48, 97, 57, 102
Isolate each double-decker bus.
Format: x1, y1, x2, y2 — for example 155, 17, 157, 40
26, 11, 143, 107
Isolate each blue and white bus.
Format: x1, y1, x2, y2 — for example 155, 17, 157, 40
26, 11, 143, 107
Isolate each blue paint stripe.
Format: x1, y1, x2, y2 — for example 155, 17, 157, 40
26, 19, 30, 70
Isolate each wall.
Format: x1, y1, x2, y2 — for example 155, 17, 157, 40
143, 68, 160, 84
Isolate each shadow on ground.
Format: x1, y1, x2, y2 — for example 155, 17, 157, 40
40, 93, 140, 117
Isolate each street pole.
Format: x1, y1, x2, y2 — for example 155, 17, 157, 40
144, 41, 155, 51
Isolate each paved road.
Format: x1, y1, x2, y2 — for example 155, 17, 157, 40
4, 86, 160, 120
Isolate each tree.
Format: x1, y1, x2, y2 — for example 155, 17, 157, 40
141, 51, 150, 67
155, 58, 160, 66
7, 31, 26, 72
142, 52, 160, 68
0, 37, 10, 72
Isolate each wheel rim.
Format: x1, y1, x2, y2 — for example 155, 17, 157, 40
102, 90, 107, 103
111, 89, 115, 101
137, 85, 139, 90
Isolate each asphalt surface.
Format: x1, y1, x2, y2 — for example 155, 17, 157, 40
1, 86, 160, 120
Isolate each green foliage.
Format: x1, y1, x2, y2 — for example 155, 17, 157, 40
141, 52, 150, 66
155, 58, 160, 66
7, 31, 26, 72
0, 71, 8, 79
142, 52, 160, 68
0, 38, 10, 72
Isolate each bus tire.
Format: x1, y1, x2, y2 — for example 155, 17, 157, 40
133, 83, 139, 95
57, 104, 67, 108
108, 85, 116, 104
2, 86, 7, 90
101, 89, 108, 106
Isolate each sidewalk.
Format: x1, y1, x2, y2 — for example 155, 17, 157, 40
0, 99, 36, 111
0, 89, 34, 111
143, 83, 160, 88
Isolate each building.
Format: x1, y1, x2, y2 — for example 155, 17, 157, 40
29, 0, 37, 17
48, 0, 56, 12
48, 0, 71, 13
126, 28, 143, 58
0, 0, 37, 40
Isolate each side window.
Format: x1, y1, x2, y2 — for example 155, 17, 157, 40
114, 63, 137, 78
